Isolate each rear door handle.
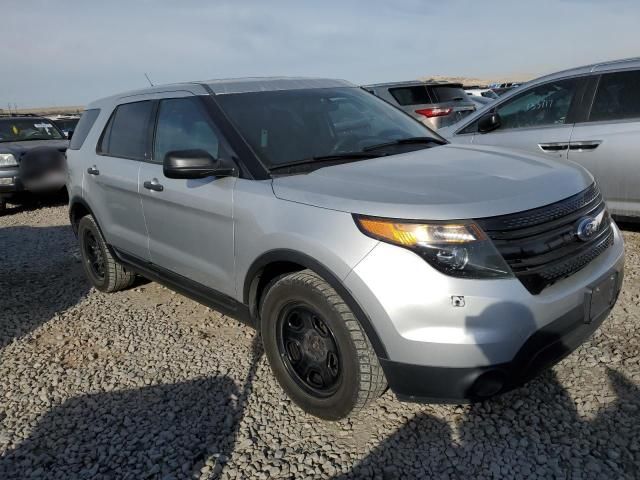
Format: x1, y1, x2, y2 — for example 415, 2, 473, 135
569, 140, 602, 152
538, 142, 569, 153
143, 179, 164, 192
87, 166, 100, 175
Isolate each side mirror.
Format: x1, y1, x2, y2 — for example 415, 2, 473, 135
66, 130, 73, 140
163, 149, 237, 179
477, 112, 501, 133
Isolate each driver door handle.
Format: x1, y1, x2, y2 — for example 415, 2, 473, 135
569, 140, 602, 152
87, 166, 100, 175
143, 179, 164, 192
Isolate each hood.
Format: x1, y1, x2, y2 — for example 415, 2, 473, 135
272, 144, 594, 220
0, 139, 69, 159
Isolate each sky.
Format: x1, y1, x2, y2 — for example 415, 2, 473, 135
3, 0, 640, 108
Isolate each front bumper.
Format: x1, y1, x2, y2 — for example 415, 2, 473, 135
344, 221, 625, 402
380, 275, 621, 402
0, 167, 22, 195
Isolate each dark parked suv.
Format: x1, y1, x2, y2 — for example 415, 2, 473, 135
0, 114, 69, 210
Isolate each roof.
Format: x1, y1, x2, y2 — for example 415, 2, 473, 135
205, 77, 354, 94
363, 80, 462, 89
87, 77, 355, 108
529, 56, 640, 85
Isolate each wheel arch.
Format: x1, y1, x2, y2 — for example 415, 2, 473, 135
68, 196, 94, 235
244, 249, 388, 359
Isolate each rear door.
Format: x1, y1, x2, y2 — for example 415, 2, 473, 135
569, 69, 640, 218
138, 94, 238, 296
85, 100, 153, 259
466, 78, 583, 159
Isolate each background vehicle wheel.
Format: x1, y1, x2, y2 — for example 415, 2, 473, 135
77, 215, 135, 293
260, 270, 387, 420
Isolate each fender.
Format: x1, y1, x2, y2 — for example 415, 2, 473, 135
244, 249, 388, 359
68, 195, 95, 235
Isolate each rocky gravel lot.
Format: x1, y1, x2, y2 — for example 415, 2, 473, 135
0, 199, 639, 479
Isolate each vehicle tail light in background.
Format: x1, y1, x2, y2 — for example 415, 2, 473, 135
415, 107, 453, 118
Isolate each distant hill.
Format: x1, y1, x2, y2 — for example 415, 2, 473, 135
419, 75, 531, 87
0, 106, 84, 116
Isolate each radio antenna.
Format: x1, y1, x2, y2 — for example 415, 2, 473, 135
144, 73, 154, 87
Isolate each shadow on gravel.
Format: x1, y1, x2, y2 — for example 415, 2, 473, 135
336, 301, 640, 478
0, 336, 263, 480
0, 224, 90, 350
0, 190, 68, 217
335, 369, 640, 479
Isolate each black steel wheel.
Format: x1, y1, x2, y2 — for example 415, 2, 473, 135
77, 215, 135, 293
82, 229, 106, 281
277, 304, 342, 397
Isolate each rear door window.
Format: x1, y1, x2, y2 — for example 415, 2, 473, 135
589, 70, 640, 122
98, 101, 153, 160
69, 109, 100, 150
389, 86, 432, 106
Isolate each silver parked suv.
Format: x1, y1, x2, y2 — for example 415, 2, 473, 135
67, 78, 624, 419
363, 80, 476, 130
441, 57, 640, 220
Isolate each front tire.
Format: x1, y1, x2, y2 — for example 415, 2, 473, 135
260, 270, 386, 420
77, 215, 135, 293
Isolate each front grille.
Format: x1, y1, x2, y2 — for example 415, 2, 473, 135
476, 184, 613, 294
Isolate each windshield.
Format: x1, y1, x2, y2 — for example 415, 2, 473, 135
215, 87, 441, 167
0, 118, 65, 142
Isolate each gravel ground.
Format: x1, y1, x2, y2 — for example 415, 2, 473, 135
1, 200, 639, 479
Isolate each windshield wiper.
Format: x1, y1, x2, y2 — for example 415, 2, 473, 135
269, 152, 385, 172
362, 136, 447, 152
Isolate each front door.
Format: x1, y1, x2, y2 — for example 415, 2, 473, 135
139, 95, 237, 296
470, 78, 582, 160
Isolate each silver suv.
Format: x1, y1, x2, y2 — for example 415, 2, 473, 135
441, 57, 640, 220
363, 80, 476, 130
67, 78, 624, 420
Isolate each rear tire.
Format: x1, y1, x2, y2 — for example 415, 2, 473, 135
260, 269, 386, 420
78, 215, 135, 293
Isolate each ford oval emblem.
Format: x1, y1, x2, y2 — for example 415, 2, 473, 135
576, 216, 599, 241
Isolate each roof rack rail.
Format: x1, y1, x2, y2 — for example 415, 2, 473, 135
0, 113, 41, 117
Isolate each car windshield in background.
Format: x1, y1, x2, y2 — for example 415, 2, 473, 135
215, 87, 439, 168
54, 119, 79, 131
0, 119, 65, 142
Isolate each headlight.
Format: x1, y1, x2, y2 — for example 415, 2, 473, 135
0, 153, 17, 167
354, 215, 513, 279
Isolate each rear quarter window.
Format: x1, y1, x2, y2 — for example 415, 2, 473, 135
69, 109, 100, 150
429, 85, 468, 102
388, 86, 431, 106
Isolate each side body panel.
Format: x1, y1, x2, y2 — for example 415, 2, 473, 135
471, 124, 574, 160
